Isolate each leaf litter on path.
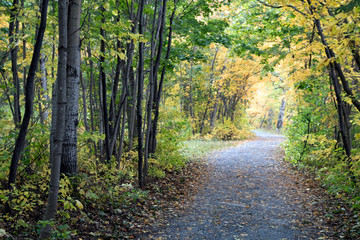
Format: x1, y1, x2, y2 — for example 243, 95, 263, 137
139, 131, 337, 240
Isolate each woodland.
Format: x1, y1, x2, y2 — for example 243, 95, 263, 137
0, 0, 360, 238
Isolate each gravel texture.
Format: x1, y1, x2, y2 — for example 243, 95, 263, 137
142, 131, 332, 240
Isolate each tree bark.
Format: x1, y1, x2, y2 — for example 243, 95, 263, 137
149, 0, 176, 154
309, 2, 360, 113
99, 5, 111, 163
61, 0, 81, 175
39, 52, 49, 123
80, 71, 89, 132
137, 0, 145, 188
8, 0, 49, 189
127, 1, 138, 150
9, 0, 22, 127
38, 0, 67, 238
144, 0, 165, 179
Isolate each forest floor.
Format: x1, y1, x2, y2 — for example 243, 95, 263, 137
137, 131, 342, 239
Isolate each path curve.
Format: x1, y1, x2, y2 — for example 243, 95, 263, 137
144, 131, 330, 239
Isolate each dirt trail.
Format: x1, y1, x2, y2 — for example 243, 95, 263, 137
143, 131, 332, 239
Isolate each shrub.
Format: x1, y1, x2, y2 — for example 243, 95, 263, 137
210, 121, 253, 141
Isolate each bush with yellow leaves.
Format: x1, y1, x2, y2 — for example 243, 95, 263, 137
210, 121, 253, 141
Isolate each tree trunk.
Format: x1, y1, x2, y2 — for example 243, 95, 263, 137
128, 5, 140, 150
199, 47, 218, 134
149, 0, 176, 154
39, 52, 49, 122
116, 99, 127, 169
61, 0, 81, 175
145, 0, 165, 179
137, 0, 145, 188
38, 0, 67, 237
276, 98, 286, 131
308, 5, 353, 160
8, 0, 49, 189
9, 0, 21, 127
80, 71, 89, 132
309, 2, 360, 113
99, 6, 111, 163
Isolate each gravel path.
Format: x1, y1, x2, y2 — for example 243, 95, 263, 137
143, 131, 331, 239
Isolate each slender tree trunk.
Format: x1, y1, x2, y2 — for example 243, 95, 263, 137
61, 0, 81, 175
128, 5, 139, 150
39, 53, 49, 122
259, 109, 268, 128
99, 5, 111, 163
87, 40, 98, 155
21, 0, 27, 91
329, 65, 352, 156
9, 0, 21, 127
8, 0, 49, 189
37, 83, 44, 125
80, 71, 89, 131
149, 0, 176, 154
109, 72, 128, 157
210, 58, 227, 129
38, 0, 67, 238
276, 98, 286, 130
309, 12, 353, 157
137, 0, 145, 188
116, 99, 127, 169
199, 48, 218, 134
144, 0, 165, 179
189, 61, 194, 119
128, 65, 137, 149
308, 2, 360, 113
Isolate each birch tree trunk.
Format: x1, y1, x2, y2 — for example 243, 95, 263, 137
38, 0, 67, 238
61, 0, 81, 175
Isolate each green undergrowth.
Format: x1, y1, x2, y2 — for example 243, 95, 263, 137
181, 139, 241, 160
0, 123, 253, 239
285, 128, 360, 238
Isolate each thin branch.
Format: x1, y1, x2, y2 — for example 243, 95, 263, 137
257, 0, 307, 16
287, 4, 307, 16
175, 0, 194, 21
257, 0, 281, 8
0, 71, 15, 119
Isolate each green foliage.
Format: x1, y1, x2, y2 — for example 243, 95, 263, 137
284, 72, 360, 237
150, 117, 191, 178
229, 1, 303, 66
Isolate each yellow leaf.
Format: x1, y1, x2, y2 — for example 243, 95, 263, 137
75, 200, 84, 210
64, 200, 71, 210
355, 133, 360, 140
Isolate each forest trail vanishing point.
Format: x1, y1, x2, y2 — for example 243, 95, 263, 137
143, 131, 333, 240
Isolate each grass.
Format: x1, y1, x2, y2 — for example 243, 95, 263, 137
181, 140, 240, 160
